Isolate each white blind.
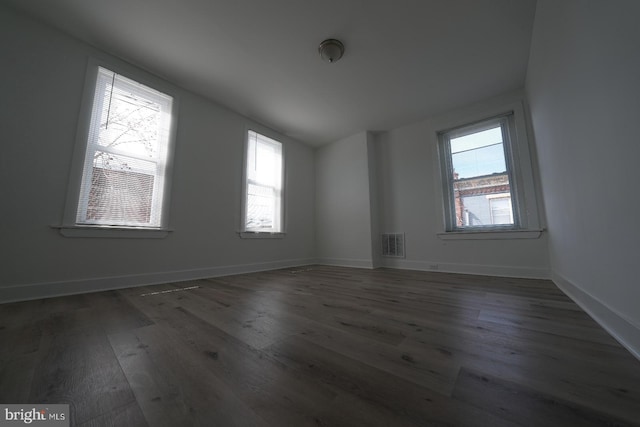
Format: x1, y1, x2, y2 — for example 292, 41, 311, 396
76, 67, 173, 227
245, 131, 283, 232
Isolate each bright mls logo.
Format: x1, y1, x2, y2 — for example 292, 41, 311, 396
0, 405, 69, 426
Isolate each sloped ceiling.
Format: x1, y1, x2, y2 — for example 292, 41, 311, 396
4, 0, 537, 146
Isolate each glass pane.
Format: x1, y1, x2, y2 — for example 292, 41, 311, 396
450, 127, 505, 179
86, 153, 156, 225
247, 131, 282, 188
246, 183, 275, 230
97, 79, 163, 159
255, 143, 280, 185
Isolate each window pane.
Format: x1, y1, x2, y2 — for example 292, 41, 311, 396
97, 78, 163, 159
247, 133, 282, 187
87, 153, 156, 225
246, 183, 275, 229
450, 127, 505, 178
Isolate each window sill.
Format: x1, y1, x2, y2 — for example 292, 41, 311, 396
53, 225, 171, 239
437, 228, 543, 240
239, 231, 285, 239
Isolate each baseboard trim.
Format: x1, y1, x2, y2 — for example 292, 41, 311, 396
315, 258, 375, 269
0, 258, 316, 304
379, 259, 549, 279
552, 272, 640, 361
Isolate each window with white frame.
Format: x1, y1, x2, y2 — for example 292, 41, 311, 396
438, 113, 521, 231
242, 130, 284, 233
75, 67, 174, 228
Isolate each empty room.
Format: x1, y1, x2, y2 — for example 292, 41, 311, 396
1, 0, 639, 426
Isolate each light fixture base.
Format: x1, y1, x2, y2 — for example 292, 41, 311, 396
318, 39, 345, 63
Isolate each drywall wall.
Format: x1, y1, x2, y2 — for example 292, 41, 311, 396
374, 91, 550, 278
0, 5, 315, 301
315, 132, 375, 267
526, 0, 640, 355
366, 132, 382, 268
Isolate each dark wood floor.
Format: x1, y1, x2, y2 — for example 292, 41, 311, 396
1, 266, 639, 426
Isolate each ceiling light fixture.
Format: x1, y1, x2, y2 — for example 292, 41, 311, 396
318, 39, 345, 63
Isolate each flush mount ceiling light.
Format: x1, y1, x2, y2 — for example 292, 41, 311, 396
318, 39, 345, 63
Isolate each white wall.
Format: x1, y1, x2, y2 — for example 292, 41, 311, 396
0, 5, 316, 301
526, 0, 640, 357
374, 91, 550, 278
366, 132, 382, 268
315, 132, 376, 268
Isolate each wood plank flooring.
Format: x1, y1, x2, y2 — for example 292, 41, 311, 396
1, 266, 639, 426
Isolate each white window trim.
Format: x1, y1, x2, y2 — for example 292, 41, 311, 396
437, 229, 542, 240
238, 231, 286, 239
433, 101, 543, 240
58, 57, 178, 238
52, 224, 171, 239
239, 126, 286, 239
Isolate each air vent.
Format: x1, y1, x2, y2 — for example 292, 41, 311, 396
382, 233, 405, 258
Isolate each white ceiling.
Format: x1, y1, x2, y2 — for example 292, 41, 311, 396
6, 0, 538, 146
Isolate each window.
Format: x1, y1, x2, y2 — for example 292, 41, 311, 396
74, 67, 174, 229
438, 113, 523, 232
242, 130, 284, 234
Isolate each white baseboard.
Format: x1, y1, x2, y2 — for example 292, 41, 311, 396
552, 272, 640, 361
315, 258, 375, 269
0, 258, 316, 304
380, 258, 550, 279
